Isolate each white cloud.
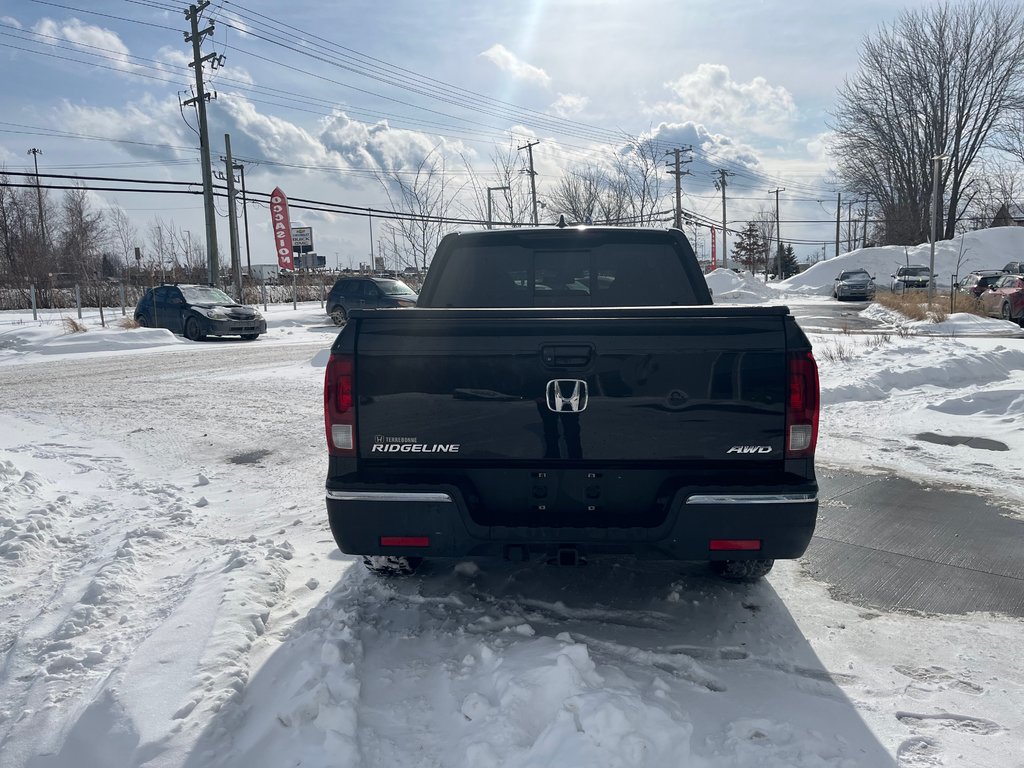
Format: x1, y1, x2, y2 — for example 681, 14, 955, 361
55, 96, 193, 161
652, 63, 799, 138
219, 9, 253, 37
32, 17, 139, 74
479, 44, 551, 87
550, 93, 588, 118
805, 131, 835, 166
217, 96, 335, 170
318, 111, 473, 176
1, 16, 23, 29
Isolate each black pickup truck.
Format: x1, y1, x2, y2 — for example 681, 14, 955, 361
324, 226, 819, 579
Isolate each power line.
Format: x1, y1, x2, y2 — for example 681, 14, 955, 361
28, 0, 180, 31
4, 17, 849, 199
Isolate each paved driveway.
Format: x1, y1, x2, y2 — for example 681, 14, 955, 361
806, 467, 1024, 617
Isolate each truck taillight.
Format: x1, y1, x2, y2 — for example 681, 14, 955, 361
325, 353, 356, 456
785, 351, 819, 459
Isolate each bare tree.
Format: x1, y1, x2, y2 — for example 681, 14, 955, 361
993, 107, 1024, 166
142, 218, 204, 282
108, 205, 138, 279
0, 172, 52, 284
461, 141, 535, 228
146, 218, 172, 279
171, 226, 206, 278
56, 186, 104, 279
831, 1, 1024, 245
613, 135, 668, 225
751, 207, 777, 278
376, 148, 464, 272
545, 165, 605, 224
958, 155, 1023, 229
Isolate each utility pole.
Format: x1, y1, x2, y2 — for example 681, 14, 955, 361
665, 146, 692, 230
862, 192, 870, 248
184, 2, 222, 286
929, 154, 948, 304
27, 148, 46, 247
847, 201, 854, 250
518, 140, 540, 226
368, 208, 375, 270
487, 185, 510, 229
834, 192, 842, 258
222, 134, 243, 300
768, 187, 785, 277
714, 170, 732, 269
237, 163, 252, 274
218, 160, 252, 273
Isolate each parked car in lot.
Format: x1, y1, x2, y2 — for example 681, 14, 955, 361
135, 284, 266, 341
1001, 261, 1023, 275
832, 269, 876, 301
956, 270, 1005, 298
979, 273, 1024, 326
890, 265, 933, 293
326, 276, 418, 325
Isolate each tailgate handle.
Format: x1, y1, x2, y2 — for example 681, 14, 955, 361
541, 344, 593, 368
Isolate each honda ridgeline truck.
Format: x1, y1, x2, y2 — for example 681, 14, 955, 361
324, 225, 819, 580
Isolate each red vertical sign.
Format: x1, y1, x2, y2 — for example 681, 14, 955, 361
711, 227, 717, 270
271, 187, 294, 270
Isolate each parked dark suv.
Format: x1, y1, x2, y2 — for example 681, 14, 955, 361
135, 284, 266, 341
326, 276, 417, 325
1001, 261, 1024, 275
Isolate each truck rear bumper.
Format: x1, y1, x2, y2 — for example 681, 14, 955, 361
325, 485, 817, 562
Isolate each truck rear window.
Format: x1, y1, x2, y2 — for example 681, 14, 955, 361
428, 242, 705, 308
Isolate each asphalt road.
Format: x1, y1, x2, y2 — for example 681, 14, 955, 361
783, 300, 1024, 617
808, 467, 1024, 617
786, 298, 886, 334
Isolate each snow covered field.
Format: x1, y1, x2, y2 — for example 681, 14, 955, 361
2, 236, 1023, 768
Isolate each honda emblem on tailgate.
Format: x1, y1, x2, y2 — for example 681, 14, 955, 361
546, 379, 589, 413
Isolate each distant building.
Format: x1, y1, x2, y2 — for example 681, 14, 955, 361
988, 203, 1024, 228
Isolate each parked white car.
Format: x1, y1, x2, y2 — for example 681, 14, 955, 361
890, 265, 933, 293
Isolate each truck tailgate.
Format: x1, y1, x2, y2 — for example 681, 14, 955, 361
352, 308, 792, 465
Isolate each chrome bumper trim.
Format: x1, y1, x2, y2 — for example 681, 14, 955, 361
685, 493, 818, 505
326, 490, 453, 503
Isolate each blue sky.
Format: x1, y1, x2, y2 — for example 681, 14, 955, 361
0, 0, 935, 267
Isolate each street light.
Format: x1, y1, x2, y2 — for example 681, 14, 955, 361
486, 186, 510, 229
929, 154, 948, 304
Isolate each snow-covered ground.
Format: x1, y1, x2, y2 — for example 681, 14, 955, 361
1, 249, 1023, 767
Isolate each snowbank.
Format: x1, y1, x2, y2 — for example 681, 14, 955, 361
777, 226, 1024, 295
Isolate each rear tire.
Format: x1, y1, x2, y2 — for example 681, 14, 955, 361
1001, 302, 1012, 321
136, 315, 150, 328
362, 555, 422, 576
710, 559, 774, 582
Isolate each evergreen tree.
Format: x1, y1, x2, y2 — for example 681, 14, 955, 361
732, 221, 764, 271
780, 244, 800, 278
